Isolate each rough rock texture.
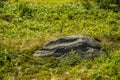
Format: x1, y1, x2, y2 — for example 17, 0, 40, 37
34, 36, 103, 58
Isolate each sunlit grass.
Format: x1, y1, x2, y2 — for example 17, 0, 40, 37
0, 0, 120, 80
9, 0, 75, 4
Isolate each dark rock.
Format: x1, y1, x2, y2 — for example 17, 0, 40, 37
34, 36, 103, 58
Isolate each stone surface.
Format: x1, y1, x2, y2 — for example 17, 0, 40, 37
34, 36, 103, 58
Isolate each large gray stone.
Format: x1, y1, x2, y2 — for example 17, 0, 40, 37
34, 36, 103, 58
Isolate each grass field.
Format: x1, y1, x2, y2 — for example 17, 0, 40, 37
0, 0, 120, 80
9, 0, 74, 4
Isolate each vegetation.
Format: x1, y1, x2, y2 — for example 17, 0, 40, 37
0, 0, 120, 80
94, 0, 120, 9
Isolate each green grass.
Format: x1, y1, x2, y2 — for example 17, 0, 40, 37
0, 0, 120, 80
8, 0, 74, 4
